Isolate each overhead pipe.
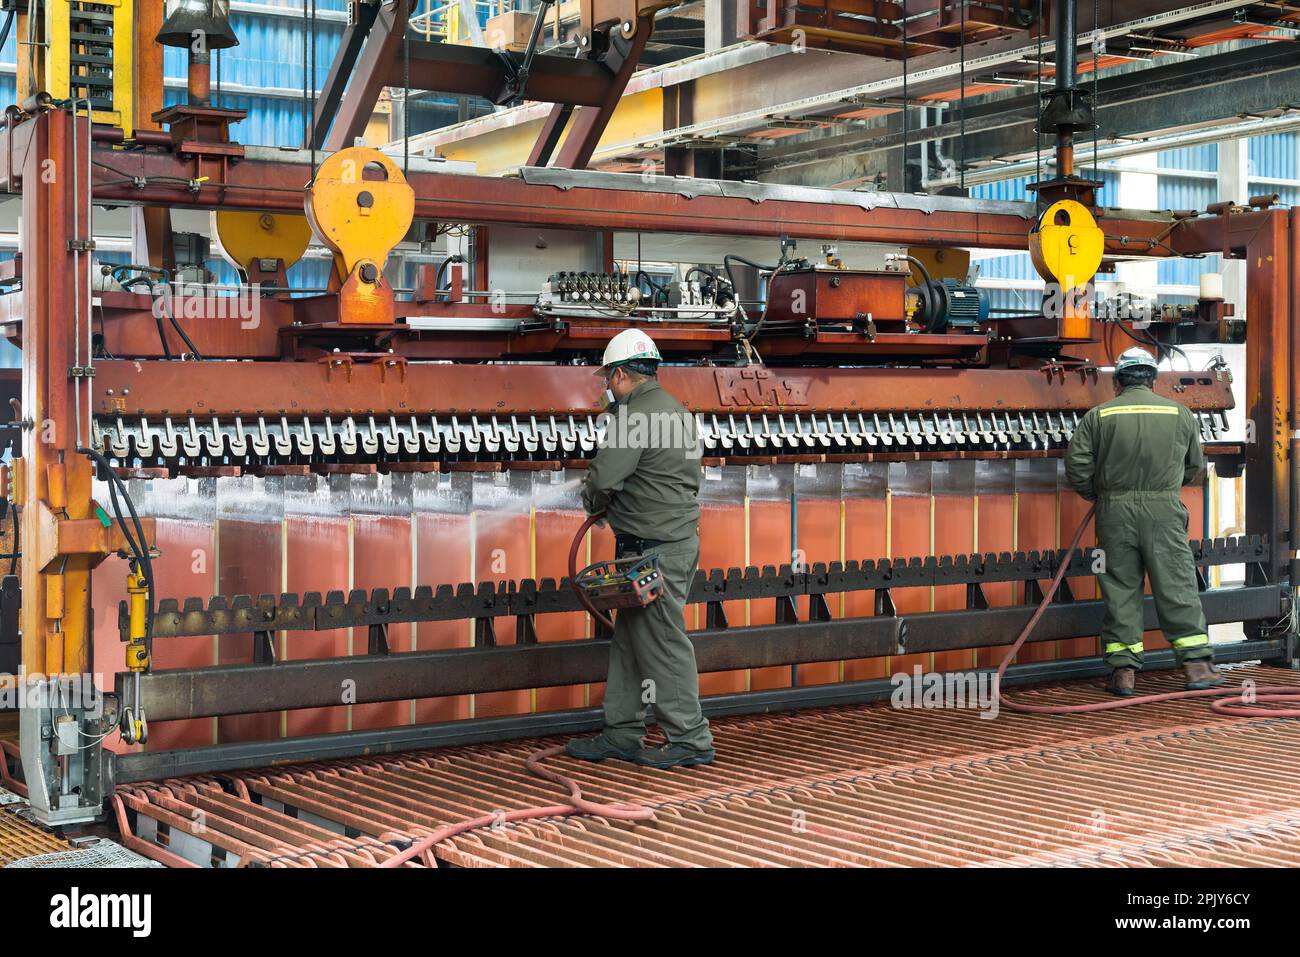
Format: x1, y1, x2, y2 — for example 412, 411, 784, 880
1054, 0, 1078, 177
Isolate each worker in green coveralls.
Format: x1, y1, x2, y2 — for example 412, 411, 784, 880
565, 329, 715, 768
1065, 346, 1224, 696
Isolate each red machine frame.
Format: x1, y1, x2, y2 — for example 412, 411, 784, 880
0, 104, 1293, 812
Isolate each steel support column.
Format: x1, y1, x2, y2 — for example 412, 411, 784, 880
1246, 210, 1291, 584
310, 0, 385, 151
1169, 209, 1292, 589
16, 109, 109, 825
18, 109, 95, 679
532, 16, 655, 169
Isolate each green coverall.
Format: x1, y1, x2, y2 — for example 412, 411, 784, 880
1064, 383, 1213, 670
582, 379, 714, 752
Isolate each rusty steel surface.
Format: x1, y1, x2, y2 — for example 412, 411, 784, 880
20, 109, 98, 679
116, 665, 1300, 867
399, 43, 615, 109
91, 362, 1234, 418
67, 144, 1180, 255
742, 0, 1027, 60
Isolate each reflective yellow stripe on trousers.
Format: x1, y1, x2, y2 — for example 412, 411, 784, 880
1170, 633, 1209, 649
1104, 641, 1145, 654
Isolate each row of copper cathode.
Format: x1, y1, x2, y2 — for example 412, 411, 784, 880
90, 458, 1206, 753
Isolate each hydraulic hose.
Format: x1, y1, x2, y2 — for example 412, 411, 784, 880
996, 503, 1300, 717
375, 744, 654, 867
569, 511, 616, 631
435, 254, 466, 302
722, 253, 774, 306
896, 254, 947, 333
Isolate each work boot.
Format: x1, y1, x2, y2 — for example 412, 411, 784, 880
565, 732, 640, 763
633, 742, 715, 769
1106, 667, 1137, 697
1183, 659, 1226, 690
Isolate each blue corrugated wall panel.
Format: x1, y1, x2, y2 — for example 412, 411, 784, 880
969, 176, 1036, 284
1159, 143, 1218, 173
162, 87, 323, 149
1262, 185, 1300, 206
164, 10, 345, 100
0, 1, 485, 148
202, 256, 335, 295
1157, 170, 1221, 286
1, 14, 13, 67
1250, 132, 1299, 182
248, 0, 350, 13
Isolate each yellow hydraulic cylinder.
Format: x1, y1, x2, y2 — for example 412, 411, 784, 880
125, 561, 150, 673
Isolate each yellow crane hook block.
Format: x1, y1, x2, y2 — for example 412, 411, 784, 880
1029, 199, 1104, 293
305, 147, 415, 325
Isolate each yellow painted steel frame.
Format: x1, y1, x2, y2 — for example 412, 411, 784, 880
45, 0, 135, 134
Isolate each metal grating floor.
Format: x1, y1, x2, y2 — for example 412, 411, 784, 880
117, 665, 1300, 867
0, 789, 76, 866
5, 839, 161, 869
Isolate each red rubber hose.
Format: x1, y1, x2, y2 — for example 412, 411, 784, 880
373, 513, 649, 867
378, 503, 1300, 868
996, 503, 1300, 717
376, 745, 655, 868
569, 511, 616, 632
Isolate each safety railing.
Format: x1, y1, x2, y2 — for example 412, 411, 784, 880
409, 0, 516, 44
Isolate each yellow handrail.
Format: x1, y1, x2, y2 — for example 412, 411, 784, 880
409, 0, 515, 45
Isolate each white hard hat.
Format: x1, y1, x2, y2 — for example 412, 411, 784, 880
596, 328, 661, 375
1115, 347, 1158, 372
